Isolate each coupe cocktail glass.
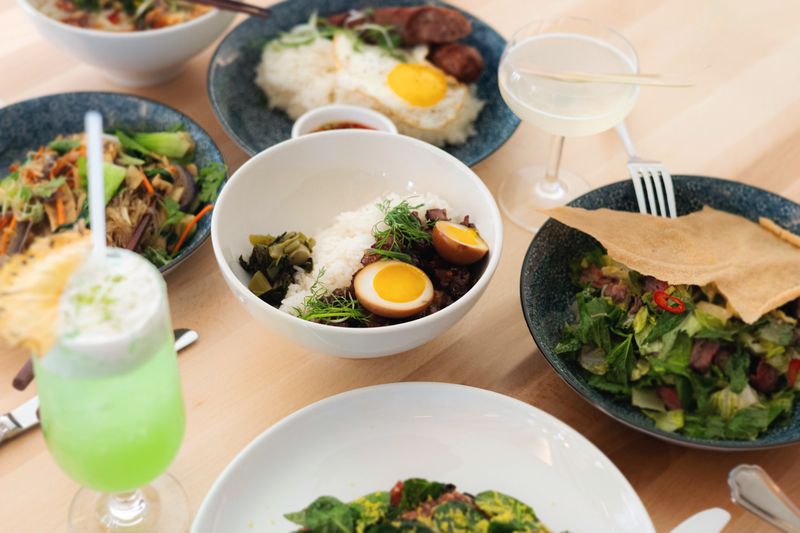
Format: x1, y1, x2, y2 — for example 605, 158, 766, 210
498, 17, 639, 231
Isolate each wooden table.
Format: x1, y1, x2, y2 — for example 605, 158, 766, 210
2, 0, 799, 531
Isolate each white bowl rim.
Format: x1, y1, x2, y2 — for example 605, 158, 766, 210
17, 0, 225, 38
291, 104, 398, 138
211, 129, 503, 336
193, 382, 655, 533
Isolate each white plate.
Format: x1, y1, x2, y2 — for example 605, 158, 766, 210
192, 383, 654, 532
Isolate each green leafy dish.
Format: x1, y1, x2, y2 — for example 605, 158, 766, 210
286, 478, 551, 533
556, 248, 800, 440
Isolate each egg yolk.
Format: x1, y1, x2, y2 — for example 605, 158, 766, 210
441, 223, 481, 245
387, 64, 447, 107
372, 263, 428, 302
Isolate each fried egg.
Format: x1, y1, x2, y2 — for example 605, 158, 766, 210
353, 260, 434, 318
333, 34, 467, 130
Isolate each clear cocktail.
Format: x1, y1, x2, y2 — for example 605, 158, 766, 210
497, 18, 639, 231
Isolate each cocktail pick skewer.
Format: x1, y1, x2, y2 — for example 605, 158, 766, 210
515, 67, 693, 87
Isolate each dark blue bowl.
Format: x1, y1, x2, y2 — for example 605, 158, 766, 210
207, 0, 519, 167
521, 175, 800, 450
0, 91, 227, 275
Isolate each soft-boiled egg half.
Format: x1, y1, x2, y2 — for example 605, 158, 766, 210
333, 34, 467, 131
354, 260, 434, 318
432, 221, 489, 265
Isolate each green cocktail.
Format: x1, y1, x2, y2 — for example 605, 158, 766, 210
35, 326, 184, 493
34, 247, 189, 531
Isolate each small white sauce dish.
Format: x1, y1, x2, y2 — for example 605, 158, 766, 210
291, 104, 398, 138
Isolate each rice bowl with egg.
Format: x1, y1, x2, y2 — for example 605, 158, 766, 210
237, 193, 490, 328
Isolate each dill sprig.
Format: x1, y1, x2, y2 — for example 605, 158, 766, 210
294, 268, 370, 324
372, 199, 432, 253
366, 248, 413, 263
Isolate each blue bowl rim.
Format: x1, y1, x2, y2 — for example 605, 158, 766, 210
520, 174, 800, 451
205, 0, 520, 167
0, 90, 228, 275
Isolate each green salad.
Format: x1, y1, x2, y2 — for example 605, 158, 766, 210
286, 478, 551, 533
556, 249, 800, 440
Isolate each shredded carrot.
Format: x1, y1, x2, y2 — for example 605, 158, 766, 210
50, 158, 68, 178
79, 144, 86, 157
56, 196, 65, 226
141, 175, 155, 195
36, 145, 44, 158
8, 163, 18, 173
0, 216, 18, 255
172, 204, 213, 255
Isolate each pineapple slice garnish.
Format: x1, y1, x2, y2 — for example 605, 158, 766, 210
0, 229, 91, 355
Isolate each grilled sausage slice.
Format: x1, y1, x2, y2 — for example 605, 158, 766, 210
429, 43, 484, 83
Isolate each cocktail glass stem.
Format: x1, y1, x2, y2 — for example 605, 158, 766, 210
103, 491, 148, 528
538, 135, 567, 199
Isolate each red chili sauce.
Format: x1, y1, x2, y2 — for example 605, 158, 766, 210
311, 121, 376, 133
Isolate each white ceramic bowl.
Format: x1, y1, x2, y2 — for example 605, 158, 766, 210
291, 104, 398, 138
17, 0, 234, 87
211, 131, 502, 358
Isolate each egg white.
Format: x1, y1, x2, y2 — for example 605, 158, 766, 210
332, 34, 467, 131
353, 260, 434, 319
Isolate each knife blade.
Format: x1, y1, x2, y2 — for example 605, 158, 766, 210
0, 328, 198, 445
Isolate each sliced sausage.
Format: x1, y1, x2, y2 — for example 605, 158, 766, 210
690, 340, 720, 373
656, 386, 682, 410
643, 275, 668, 293
429, 43, 484, 83
751, 357, 780, 393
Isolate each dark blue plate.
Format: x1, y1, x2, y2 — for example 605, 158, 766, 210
207, 0, 519, 167
0, 91, 227, 275
521, 175, 800, 450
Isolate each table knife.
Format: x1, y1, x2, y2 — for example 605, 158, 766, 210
0, 328, 198, 445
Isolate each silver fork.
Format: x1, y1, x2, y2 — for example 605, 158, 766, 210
615, 122, 677, 218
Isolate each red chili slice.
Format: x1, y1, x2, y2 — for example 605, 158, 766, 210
653, 290, 685, 314
390, 480, 403, 506
788, 360, 800, 386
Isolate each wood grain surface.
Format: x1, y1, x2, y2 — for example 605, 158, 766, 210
1, 0, 798, 531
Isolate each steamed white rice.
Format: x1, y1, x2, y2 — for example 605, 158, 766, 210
280, 193, 451, 314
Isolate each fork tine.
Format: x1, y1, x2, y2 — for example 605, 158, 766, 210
641, 170, 659, 215
660, 169, 677, 218
630, 172, 648, 214
651, 171, 668, 217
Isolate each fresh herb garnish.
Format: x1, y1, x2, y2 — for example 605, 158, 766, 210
143, 246, 174, 267
372, 199, 432, 253
366, 247, 413, 263
197, 162, 227, 204
160, 197, 188, 230
295, 268, 371, 324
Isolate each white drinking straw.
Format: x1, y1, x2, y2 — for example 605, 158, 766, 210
85, 111, 107, 264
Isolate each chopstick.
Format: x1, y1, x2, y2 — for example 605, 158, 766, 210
188, 0, 271, 18
515, 67, 693, 87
